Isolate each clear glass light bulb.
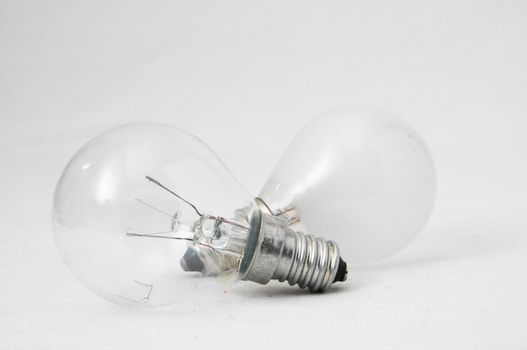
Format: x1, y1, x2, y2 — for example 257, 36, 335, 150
53, 123, 347, 307
258, 107, 437, 263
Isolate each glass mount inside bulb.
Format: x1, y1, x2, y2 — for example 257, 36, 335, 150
125, 175, 251, 280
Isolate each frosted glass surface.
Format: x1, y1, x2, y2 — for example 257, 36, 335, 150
260, 107, 436, 263
52, 124, 253, 306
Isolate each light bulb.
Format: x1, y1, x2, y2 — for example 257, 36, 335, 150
53, 123, 347, 307
258, 106, 437, 263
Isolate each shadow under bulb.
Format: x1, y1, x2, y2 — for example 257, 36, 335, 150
52, 107, 436, 307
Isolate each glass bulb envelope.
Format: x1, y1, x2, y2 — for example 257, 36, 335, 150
52, 124, 253, 306
259, 107, 437, 263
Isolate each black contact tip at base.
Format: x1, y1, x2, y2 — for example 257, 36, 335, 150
333, 257, 348, 283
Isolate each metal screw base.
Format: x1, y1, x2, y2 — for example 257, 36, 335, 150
281, 230, 344, 291
239, 209, 348, 292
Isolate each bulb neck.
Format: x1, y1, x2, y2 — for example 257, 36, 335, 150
239, 209, 348, 292
254, 197, 300, 226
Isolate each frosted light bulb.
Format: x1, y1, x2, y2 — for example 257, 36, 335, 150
53, 124, 347, 307
258, 107, 436, 263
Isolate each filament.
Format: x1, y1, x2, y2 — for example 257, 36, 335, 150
126, 230, 193, 241
134, 198, 174, 218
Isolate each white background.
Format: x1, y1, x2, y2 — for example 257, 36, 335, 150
1, 0, 526, 349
